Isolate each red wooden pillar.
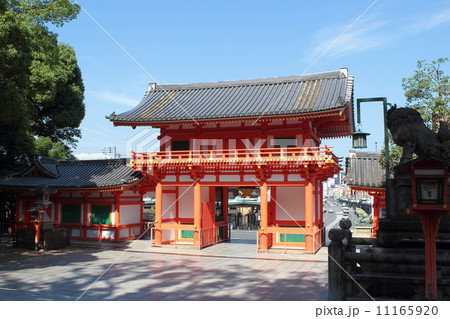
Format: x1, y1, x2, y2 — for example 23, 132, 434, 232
223, 186, 228, 239
305, 180, 314, 253
139, 190, 146, 235
319, 182, 324, 228
114, 192, 121, 242
155, 183, 163, 245
15, 193, 21, 225
420, 213, 441, 300
82, 193, 89, 240
194, 182, 202, 248
314, 180, 319, 229
372, 195, 380, 233
260, 181, 269, 250
54, 194, 59, 225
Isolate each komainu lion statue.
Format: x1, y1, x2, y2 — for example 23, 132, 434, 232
387, 106, 450, 164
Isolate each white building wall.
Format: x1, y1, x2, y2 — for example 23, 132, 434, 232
201, 186, 209, 202
119, 204, 141, 224
275, 186, 305, 221
162, 193, 177, 220
178, 187, 194, 218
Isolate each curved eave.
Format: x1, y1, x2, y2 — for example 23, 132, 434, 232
0, 178, 144, 193
111, 106, 349, 127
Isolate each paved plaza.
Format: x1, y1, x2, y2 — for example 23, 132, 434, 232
0, 231, 328, 301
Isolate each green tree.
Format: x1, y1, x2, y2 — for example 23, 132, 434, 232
0, 0, 83, 175
402, 58, 450, 132
34, 136, 74, 159
379, 133, 402, 176
379, 58, 450, 174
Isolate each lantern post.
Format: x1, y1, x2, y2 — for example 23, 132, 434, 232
352, 97, 390, 179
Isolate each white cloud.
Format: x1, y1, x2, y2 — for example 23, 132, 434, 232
92, 90, 140, 107
399, 8, 450, 34
308, 17, 391, 59
75, 153, 114, 160
305, 7, 450, 61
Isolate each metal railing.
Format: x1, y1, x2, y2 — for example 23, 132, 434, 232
256, 225, 325, 254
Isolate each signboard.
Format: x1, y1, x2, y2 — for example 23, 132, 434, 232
416, 178, 444, 205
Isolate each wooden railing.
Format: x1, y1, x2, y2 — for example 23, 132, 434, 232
131, 146, 339, 167
56, 223, 142, 242
150, 223, 231, 249
256, 225, 325, 254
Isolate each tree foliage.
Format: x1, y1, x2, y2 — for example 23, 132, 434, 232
34, 136, 74, 159
402, 58, 450, 132
379, 58, 449, 174
379, 132, 403, 177
0, 0, 84, 175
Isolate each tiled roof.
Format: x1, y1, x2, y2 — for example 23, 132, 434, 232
107, 69, 353, 124
345, 151, 385, 188
0, 157, 143, 189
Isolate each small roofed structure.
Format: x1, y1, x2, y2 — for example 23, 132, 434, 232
345, 150, 386, 236
0, 157, 149, 243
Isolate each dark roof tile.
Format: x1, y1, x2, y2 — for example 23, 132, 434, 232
0, 157, 143, 189
108, 69, 353, 124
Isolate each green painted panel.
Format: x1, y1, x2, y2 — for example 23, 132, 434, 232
62, 204, 81, 224
181, 223, 194, 238
181, 230, 194, 238
91, 205, 111, 225
280, 233, 305, 243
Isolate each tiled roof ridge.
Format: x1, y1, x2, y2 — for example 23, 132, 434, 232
33, 157, 59, 178
146, 69, 348, 92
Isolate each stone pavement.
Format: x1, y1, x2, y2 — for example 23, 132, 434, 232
0, 231, 329, 301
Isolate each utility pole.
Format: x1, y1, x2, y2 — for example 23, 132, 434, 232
103, 146, 118, 159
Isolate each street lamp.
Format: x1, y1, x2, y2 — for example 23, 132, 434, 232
352, 97, 390, 179
352, 130, 370, 149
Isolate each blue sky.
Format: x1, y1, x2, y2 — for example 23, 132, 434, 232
51, 0, 450, 160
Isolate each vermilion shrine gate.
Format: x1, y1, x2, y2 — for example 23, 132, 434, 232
109, 69, 354, 253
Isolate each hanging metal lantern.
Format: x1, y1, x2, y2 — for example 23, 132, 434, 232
352, 130, 370, 149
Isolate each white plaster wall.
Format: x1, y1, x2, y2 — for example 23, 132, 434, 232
162, 193, 177, 220
201, 186, 209, 202
86, 229, 99, 238
162, 222, 176, 242
102, 230, 115, 239
296, 134, 303, 147
244, 175, 257, 182
122, 190, 136, 197
111, 204, 116, 226
119, 204, 141, 225
72, 228, 80, 237
180, 175, 193, 182
287, 175, 305, 182
275, 186, 305, 221
220, 175, 240, 182
162, 175, 177, 182
179, 187, 194, 218
268, 174, 284, 182
201, 175, 216, 182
